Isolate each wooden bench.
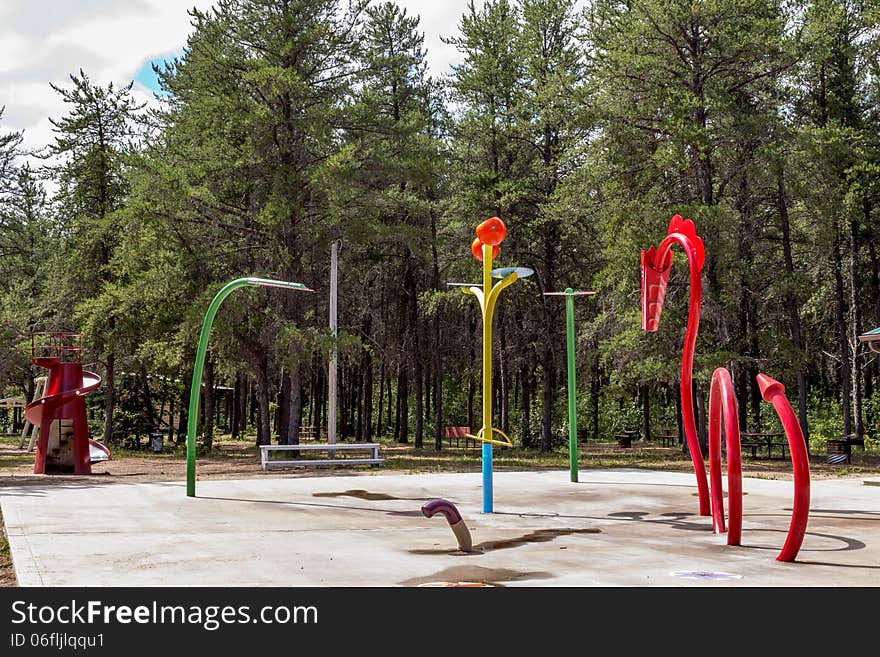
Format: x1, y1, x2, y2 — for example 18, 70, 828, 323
260, 442, 382, 470
444, 426, 478, 448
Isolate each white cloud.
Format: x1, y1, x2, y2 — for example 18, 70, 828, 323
0, 0, 215, 160
394, 0, 476, 78
0, 0, 475, 163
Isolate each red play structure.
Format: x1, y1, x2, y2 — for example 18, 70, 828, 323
641, 216, 811, 562
24, 332, 106, 474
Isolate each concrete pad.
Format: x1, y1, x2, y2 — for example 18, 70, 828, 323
2, 469, 879, 586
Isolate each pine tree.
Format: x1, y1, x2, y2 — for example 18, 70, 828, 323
42, 70, 144, 443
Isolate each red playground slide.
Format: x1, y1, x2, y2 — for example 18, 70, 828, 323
23, 333, 107, 474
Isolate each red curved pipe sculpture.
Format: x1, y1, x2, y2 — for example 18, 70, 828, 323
641, 215, 710, 515
757, 374, 811, 562
707, 368, 742, 544
421, 499, 473, 553
706, 370, 809, 561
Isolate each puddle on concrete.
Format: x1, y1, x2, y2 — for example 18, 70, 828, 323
401, 565, 552, 587
409, 527, 601, 556
313, 489, 421, 501
478, 527, 600, 551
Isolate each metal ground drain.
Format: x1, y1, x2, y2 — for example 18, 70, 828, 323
671, 570, 742, 581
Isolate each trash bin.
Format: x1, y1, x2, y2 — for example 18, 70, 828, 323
149, 431, 164, 453
826, 439, 850, 464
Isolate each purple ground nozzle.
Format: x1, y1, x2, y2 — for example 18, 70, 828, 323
421, 498, 472, 553
422, 498, 462, 524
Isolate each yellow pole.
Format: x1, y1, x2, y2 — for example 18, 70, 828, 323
468, 245, 518, 511
481, 244, 494, 512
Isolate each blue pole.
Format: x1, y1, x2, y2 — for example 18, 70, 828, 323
483, 441, 493, 513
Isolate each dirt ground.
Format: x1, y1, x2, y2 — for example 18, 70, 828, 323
2, 438, 878, 587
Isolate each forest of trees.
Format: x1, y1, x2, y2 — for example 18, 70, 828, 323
1, 0, 879, 455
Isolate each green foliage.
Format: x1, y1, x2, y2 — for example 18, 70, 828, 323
807, 393, 844, 449
2, 0, 880, 455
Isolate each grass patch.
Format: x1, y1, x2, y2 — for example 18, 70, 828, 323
183, 435, 880, 477
0, 506, 16, 587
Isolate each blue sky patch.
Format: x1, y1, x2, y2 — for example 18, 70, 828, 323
133, 50, 181, 95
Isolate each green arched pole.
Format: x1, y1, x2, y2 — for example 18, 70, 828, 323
186, 277, 312, 497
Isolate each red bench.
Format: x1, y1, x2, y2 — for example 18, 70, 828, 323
444, 426, 477, 448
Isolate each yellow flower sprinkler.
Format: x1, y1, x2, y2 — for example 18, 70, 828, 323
457, 217, 533, 513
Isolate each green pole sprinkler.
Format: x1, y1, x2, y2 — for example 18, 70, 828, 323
186, 277, 313, 497
543, 288, 595, 482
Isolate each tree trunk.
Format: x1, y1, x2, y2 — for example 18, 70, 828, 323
591, 351, 600, 441
541, 347, 555, 452
424, 361, 431, 425
338, 366, 347, 438
288, 364, 302, 445
433, 313, 443, 450
429, 206, 443, 451
355, 367, 363, 441
224, 385, 231, 433
318, 366, 327, 438
694, 381, 708, 458
167, 394, 174, 443
520, 365, 532, 448
833, 218, 853, 436
176, 363, 191, 444
307, 354, 317, 429
377, 361, 385, 438
467, 315, 476, 430
413, 355, 423, 448
231, 373, 240, 441
867, 235, 880, 426
363, 355, 373, 442
777, 171, 810, 448
277, 369, 291, 445
102, 352, 115, 444
396, 363, 409, 443
850, 213, 864, 439
256, 356, 271, 446
238, 372, 248, 439
139, 366, 156, 430
386, 367, 393, 440
675, 382, 684, 451
202, 357, 215, 449
249, 377, 258, 433
499, 317, 510, 436
640, 383, 650, 442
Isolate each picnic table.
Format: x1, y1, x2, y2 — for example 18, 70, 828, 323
654, 427, 679, 447
740, 432, 787, 459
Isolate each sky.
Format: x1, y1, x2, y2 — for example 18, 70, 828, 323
0, 0, 476, 161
